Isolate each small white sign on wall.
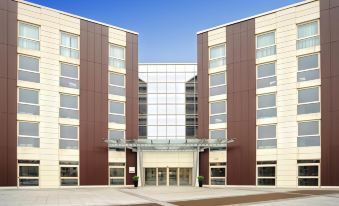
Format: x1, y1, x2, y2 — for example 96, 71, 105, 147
129, 167, 135, 174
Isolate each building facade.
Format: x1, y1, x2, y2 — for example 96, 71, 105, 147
0, 0, 338, 188
197, 0, 339, 187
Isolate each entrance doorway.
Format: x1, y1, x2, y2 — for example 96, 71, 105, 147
144, 168, 192, 186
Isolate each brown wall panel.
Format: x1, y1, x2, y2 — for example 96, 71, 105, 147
226, 19, 256, 185
80, 20, 109, 185
125, 33, 138, 185
320, 0, 339, 186
0, 0, 17, 187
197, 32, 209, 184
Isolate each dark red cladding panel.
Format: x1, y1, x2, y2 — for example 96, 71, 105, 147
226, 19, 256, 186
320, 1, 339, 186
0, 0, 17, 187
80, 20, 108, 186
125, 33, 138, 185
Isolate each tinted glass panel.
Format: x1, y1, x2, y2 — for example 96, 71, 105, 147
258, 125, 276, 139
110, 101, 124, 114
298, 87, 319, 103
110, 168, 124, 177
298, 178, 318, 186
210, 114, 226, 124
109, 130, 124, 140
298, 165, 318, 176
61, 179, 78, 186
211, 101, 226, 114
19, 122, 39, 136
110, 179, 124, 185
60, 167, 78, 177
257, 32, 275, 48
18, 137, 39, 147
211, 168, 225, 177
298, 121, 319, 136
258, 167, 275, 177
19, 70, 40, 83
60, 94, 78, 109
61, 63, 78, 78
19, 179, 39, 186
210, 72, 225, 86
257, 108, 277, 119
19, 166, 39, 177
257, 63, 275, 78
19, 55, 39, 72
297, 102, 320, 115
257, 139, 277, 149
258, 178, 275, 186
19, 88, 39, 104
59, 139, 78, 149
298, 136, 320, 147
211, 179, 226, 185
298, 54, 318, 71
211, 130, 226, 139
60, 125, 77, 139
258, 94, 275, 108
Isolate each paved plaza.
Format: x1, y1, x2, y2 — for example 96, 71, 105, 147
0, 186, 338, 206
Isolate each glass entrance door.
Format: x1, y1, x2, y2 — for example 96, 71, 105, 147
179, 168, 192, 186
169, 168, 178, 186
145, 168, 156, 185
158, 168, 167, 186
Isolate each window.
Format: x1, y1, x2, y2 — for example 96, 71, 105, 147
60, 63, 79, 89
60, 32, 79, 58
257, 124, 276, 149
60, 125, 78, 149
298, 54, 320, 82
18, 161, 39, 187
256, 31, 276, 58
257, 161, 276, 186
18, 121, 39, 148
109, 163, 125, 185
18, 55, 39, 83
109, 45, 125, 68
210, 101, 226, 124
298, 160, 319, 186
59, 94, 79, 119
109, 101, 125, 124
109, 72, 125, 96
209, 72, 226, 96
210, 163, 226, 185
60, 161, 78, 186
257, 62, 276, 89
109, 130, 125, 151
210, 129, 226, 139
18, 22, 40, 50
18, 88, 39, 115
257, 94, 276, 119
298, 87, 320, 115
297, 21, 320, 50
209, 44, 226, 68
298, 120, 320, 147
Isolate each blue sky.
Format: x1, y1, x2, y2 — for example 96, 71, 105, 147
27, 0, 303, 63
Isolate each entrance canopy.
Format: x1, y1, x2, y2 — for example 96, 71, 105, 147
105, 138, 235, 151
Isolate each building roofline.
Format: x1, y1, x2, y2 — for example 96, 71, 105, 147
197, 0, 315, 34
139, 63, 197, 65
19, 0, 138, 35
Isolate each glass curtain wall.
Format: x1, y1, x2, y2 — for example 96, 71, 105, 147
138, 64, 197, 140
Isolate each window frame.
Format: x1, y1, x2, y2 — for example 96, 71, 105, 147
297, 161, 320, 187
17, 121, 40, 148
256, 31, 276, 58
297, 86, 320, 115
18, 87, 40, 115
109, 72, 126, 96
18, 54, 40, 83
256, 62, 277, 89
109, 164, 125, 186
59, 124, 79, 150
257, 124, 277, 149
209, 162, 227, 186
208, 44, 226, 69
297, 20, 320, 46
18, 162, 40, 187
59, 163, 79, 186
209, 71, 227, 96
257, 162, 276, 186
59, 62, 79, 89
209, 100, 227, 125
109, 44, 126, 68
60, 31, 80, 58
297, 120, 320, 147
18, 21, 40, 50
297, 53, 320, 82
109, 100, 125, 124
59, 93, 79, 119
257, 93, 277, 119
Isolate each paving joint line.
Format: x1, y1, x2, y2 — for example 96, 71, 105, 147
120, 189, 177, 206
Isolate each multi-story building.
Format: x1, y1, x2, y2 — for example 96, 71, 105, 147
0, 0, 138, 188
197, 0, 339, 187
0, 0, 338, 188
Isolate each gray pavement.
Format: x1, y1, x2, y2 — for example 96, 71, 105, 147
0, 186, 338, 206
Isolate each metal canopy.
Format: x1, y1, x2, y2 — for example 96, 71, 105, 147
105, 138, 235, 152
